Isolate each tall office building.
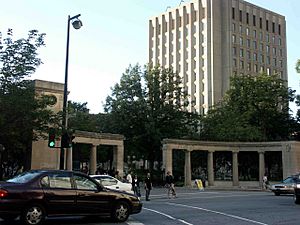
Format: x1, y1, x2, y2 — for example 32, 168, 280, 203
149, 0, 287, 114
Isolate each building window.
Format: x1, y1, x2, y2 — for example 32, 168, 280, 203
272, 47, 276, 55
259, 32, 263, 41
254, 64, 258, 72
259, 17, 262, 29
266, 34, 270, 42
259, 54, 264, 63
240, 37, 243, 45
278, 38, 282, 46
278, 24, 281, 35
239, 10, 243, 22
259, 43, 263, 51
239, 25, 243, 33
253, 41, 257, 49
240, 49, 244, 58
233, 58, 237, 67
247, 39, 251, 48
253, 15, 256, 26
247, 63, 251, 71
260, 66, 264, 72
279, 60, 283, 67
267, 56, 270, 64
279, 49, 283, 56
247, 50, 251, 59
266, 45, 270, 54
266, 20, 269, 31
232, 35, 236, 43
232, 7, 235, 20
240, 60, 244, 69
253, 29, 257, 38
272, 22, 275, 33
267, 68, 270, 75
232, 23, 236, 32
272, 36, 276, 44
246, 27, 249, 36
273, 58, 277, 66
254, 52, 257, 61
232, 47, 237, 56
246, 13, 249, 24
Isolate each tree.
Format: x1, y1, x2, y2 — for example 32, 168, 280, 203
104, 65, 199, 170
200, 73, 296, 141
0, 29, 60, 178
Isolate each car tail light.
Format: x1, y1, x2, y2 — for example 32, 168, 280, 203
0, 189, 8, 198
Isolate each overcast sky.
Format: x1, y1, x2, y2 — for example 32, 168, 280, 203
1, 0, 299, 114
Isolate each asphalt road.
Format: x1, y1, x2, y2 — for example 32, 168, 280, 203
1, 188, 299, 225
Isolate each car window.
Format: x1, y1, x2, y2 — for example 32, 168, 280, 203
99, 177, 118, 186
74, 175, 98, 191
7, 171, 40, 183
48, 174, 72, 189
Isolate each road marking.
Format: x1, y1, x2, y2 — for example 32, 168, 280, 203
167, 203, 268, 225
144, 207, 193, 225
126, 221, 144, 225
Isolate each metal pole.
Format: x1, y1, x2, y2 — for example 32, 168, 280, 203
60, 15, 71, 170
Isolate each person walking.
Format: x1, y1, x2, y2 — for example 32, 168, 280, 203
132, 174, 140, 197
144, 172, 152, 201
126, 171, 132, 184
166, 171, 176, 198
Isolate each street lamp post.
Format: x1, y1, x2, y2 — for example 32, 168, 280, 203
60, 14, 83, 170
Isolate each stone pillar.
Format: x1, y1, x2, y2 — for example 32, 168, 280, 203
258, 150, 265, 187
184, 150, 192, 186
66, 147, 73, 171
116, 144, 124, 178
162, 144, 173, 175
207, 150, 214, 186
89, 145, 97, 175
232, 150, 239, 186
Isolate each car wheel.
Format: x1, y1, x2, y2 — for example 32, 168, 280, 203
294, 194, 300, 204
274, 192, 280, 196
111, 201, 130, 222
21, 204, 45, 225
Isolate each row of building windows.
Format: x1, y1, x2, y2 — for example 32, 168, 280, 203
233, 45, 284, 57
232, 7, 282, 35
232, 33, 282, 47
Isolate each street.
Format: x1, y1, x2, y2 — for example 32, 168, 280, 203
1, 188, 299, 225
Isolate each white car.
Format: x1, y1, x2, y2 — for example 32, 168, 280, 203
90, 174, 134, 194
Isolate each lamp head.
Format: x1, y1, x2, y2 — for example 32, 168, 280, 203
72, 19, 83, 29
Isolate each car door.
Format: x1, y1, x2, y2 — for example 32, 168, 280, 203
41, 171, 77, 215
74, 174, 114, 215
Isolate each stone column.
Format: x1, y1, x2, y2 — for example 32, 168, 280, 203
66, 147, 73, 171
115, 144, 124, 178
184, 150, 192, 186
232, 150, 239, 186
89, 145, 97, 175
207, 150, 214, 186
258, 150, 265, 187
162, 144, 173, 175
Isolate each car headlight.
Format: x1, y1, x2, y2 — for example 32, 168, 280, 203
296, 184, 300, 189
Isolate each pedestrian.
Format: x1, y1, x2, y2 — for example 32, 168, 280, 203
126, 171, 132, 184
144, 172, 152, 201
263, 174, 269, 190
165, 171, 176, 198
132, 174, 141, 197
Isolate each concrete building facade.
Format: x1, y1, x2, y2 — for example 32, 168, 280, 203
149, 0, 287, 114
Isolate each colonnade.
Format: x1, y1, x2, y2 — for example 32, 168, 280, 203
162, 139, 293, 187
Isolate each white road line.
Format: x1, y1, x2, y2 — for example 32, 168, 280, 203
167, 203, 268, 225
144, 207, 193, 225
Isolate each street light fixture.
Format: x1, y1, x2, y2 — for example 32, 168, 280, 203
60, 14, 83, 170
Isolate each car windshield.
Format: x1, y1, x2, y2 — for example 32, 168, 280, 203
6, 171, 41, 183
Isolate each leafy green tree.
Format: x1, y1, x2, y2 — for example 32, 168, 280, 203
0, 29, 60, 178
104, 65, 199, 169
200, 73, 296, 141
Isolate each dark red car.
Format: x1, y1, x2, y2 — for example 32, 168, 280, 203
0, 170, 142, 225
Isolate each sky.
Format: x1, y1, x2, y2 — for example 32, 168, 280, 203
1, 0, 299, 114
